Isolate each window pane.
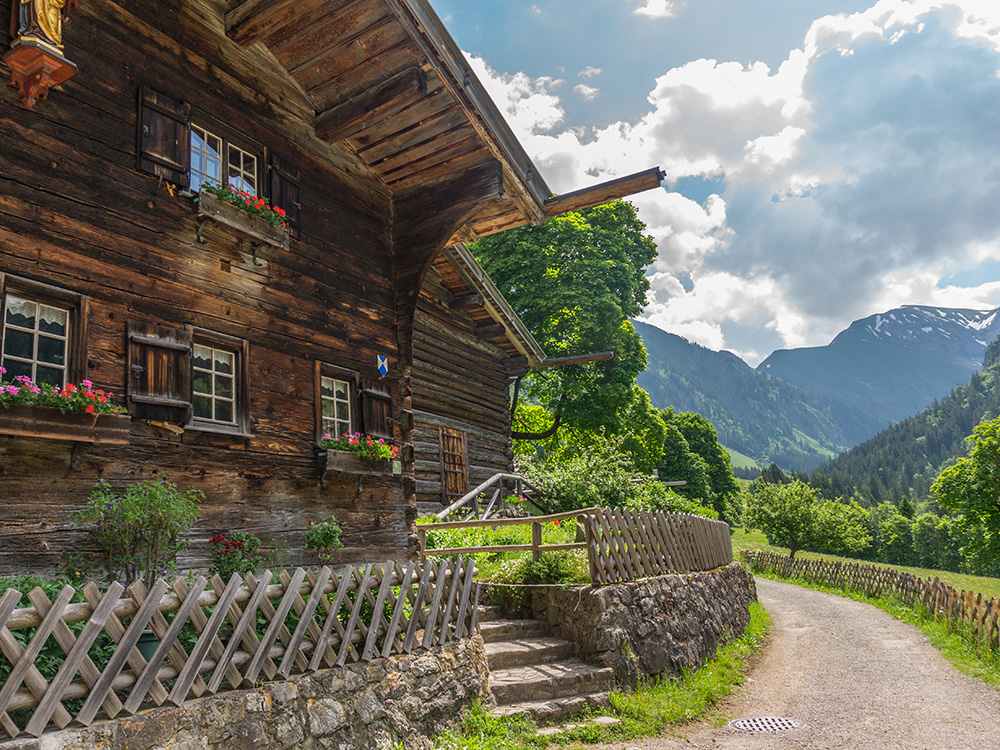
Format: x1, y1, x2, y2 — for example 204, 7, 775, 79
322, 401, 336, 418
6, 298, 35, 329
334, 382, 348, 400
336, 402, 349, 421
35, 366, 63, 388
38, 306, 67, 336
36, 336, 65, 366
320, 377, 333, 398
1, 358, 31, 381
193, 345, 212, 370
215, 375, 233, 399
3, 328, 33, 359
215, 400, 233, 423
192, 371, 211, 396
193, 394, 212, 419
214, 350, 233, 375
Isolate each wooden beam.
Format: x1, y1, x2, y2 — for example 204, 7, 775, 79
539, 351, 614, 368
449, 294, 483, 311
226, 0, 321, 46
543, 167, 665, 218
475, 322, 506, 339
314, 68, 427, 142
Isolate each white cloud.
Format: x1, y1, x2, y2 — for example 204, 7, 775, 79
574, 84, 600, 101
633, 0, 678, 20
466, 1, 1000, 360
579, 66, 603, 78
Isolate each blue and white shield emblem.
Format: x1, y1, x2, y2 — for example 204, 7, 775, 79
377, 354, 389, 378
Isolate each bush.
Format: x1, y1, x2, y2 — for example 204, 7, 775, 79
74, 475, 201, 585
210, 530, 263, 581
305, 516, 344, 563
484, 551, 589, 613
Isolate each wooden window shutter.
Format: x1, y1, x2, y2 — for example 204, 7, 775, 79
127, 321, 193, 423
439, 427, 469, 505
269, 154, 301, 238
360, 382, 393, 440
137, 87, 191, 186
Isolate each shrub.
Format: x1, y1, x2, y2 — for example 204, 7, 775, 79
210, 530, 263, 581
305, 516, 344, 562
484, 551, 589, 613
74, 475, 201, 585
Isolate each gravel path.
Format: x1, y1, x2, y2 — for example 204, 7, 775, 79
605, 577, 1000, 750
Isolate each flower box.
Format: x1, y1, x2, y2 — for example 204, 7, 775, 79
197, 189, 290, 250
0, 405, 131, 444
317, 450, 392, 476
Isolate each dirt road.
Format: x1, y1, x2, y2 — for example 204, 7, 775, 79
610, 577, 1000, 749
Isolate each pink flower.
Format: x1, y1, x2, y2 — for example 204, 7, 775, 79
81, 379, 93, 390
4, 385, 18, 395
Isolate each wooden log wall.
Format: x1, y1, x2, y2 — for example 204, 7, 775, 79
411, 267, 513, 511
0, 0, 411, 573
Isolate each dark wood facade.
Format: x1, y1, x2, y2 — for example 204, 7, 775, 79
0, 0, 663, 575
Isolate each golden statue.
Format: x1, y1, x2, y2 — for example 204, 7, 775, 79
16, 0, 77, 51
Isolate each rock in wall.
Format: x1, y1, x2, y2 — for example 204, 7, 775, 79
530, 561, 757, 688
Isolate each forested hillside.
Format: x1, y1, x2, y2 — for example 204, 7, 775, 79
814, 338, 1000, 503
635, 321, 871, 470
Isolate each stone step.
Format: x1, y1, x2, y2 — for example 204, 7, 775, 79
492, 692, 611, 723
478, 618, 548, 644
490, 659, 614, 705
485, 636, 576, 669
475, 605, 504, 623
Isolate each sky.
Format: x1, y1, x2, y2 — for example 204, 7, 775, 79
431, 0, 1000, 365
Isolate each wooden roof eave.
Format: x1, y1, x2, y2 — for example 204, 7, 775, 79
441, 244, 547, 369
383, 0, 549, 223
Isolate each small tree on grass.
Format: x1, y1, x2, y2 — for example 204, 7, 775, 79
743, 480, 869, 559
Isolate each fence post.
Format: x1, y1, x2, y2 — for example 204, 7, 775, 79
532, 521, 542, 563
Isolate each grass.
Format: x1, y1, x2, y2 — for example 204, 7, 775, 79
731, 527, 1000, 600
434, 602, 771, 749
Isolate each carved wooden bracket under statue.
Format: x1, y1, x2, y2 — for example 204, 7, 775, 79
4, 0, 79, 108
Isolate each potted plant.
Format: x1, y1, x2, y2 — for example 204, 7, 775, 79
317, 431, 399, 476
0, 370, 131, 444
196, 182, 290, 250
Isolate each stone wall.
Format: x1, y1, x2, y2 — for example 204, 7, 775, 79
0, 638, 489, 750
531, 561, 757, 688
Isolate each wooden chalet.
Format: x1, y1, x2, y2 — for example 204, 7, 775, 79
0, 0, 663, 574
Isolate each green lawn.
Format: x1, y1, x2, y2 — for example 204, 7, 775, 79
731, 527, 1000, 601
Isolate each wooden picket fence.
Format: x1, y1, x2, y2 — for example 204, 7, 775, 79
420, 506, 734, 585
584, 508, 733, 584
0, 558, 477, 739
744, 551, 1000, 649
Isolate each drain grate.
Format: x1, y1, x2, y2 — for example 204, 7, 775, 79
728, 717, 800, 733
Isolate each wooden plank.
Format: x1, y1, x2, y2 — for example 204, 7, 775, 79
309, 565, 356, 671
123, 577, 208, 714
206, 571, 274, 693
381, 561, 415, 657
245, 568, 307, 683
134, 579, 207, 702
76, 579, 170, 725
253, 571, 305, 678
315, 68, 426, 142
280, 566, 332, 677
337, 565, 374, 666
403, 563, 432, 652
437, 558, 465, 645
25, 582, 125, 737
0, 586, 75, 727
183, 574, 244, 692
422, 559, 450, 649
0, 589, 27, 737
453, 558, 476, 640
24, 584, 123, 723
362, 564, 395, 660
169, 574, 243, 705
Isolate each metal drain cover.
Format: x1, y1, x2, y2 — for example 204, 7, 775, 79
728, 717, 800, 733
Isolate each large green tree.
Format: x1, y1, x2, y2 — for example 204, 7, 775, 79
472, 200, 657, 437
743, 480, 870, 559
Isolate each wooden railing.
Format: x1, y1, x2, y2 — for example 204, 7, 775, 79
744, 551, 1000, 648
420, 506, 734, 585
0, 559, 476, 740
434, 472, 541, 521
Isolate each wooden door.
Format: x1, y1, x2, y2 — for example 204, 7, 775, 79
439, 426, 468, 505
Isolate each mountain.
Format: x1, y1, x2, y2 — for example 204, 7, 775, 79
634, 321, 871, 470
759, 305, 1000, 436
815, 355, 1000, 503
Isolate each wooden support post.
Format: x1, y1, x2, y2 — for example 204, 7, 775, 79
532, 521, 542, 563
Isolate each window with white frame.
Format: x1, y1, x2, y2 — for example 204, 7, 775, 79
2, 296, 70, 388
320, 375, 352, 438
192, 342, 237, 425
189, 123, 258, 196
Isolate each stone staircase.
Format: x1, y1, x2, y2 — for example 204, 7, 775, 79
478, 604, 613, 722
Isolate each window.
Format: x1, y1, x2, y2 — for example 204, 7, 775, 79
0, 274, 88, 386
189, 123, 259, 196
315, 363, 358, 443
320, 375, 352, 438
138, 87, 301, 235
127, 321, 250, 437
